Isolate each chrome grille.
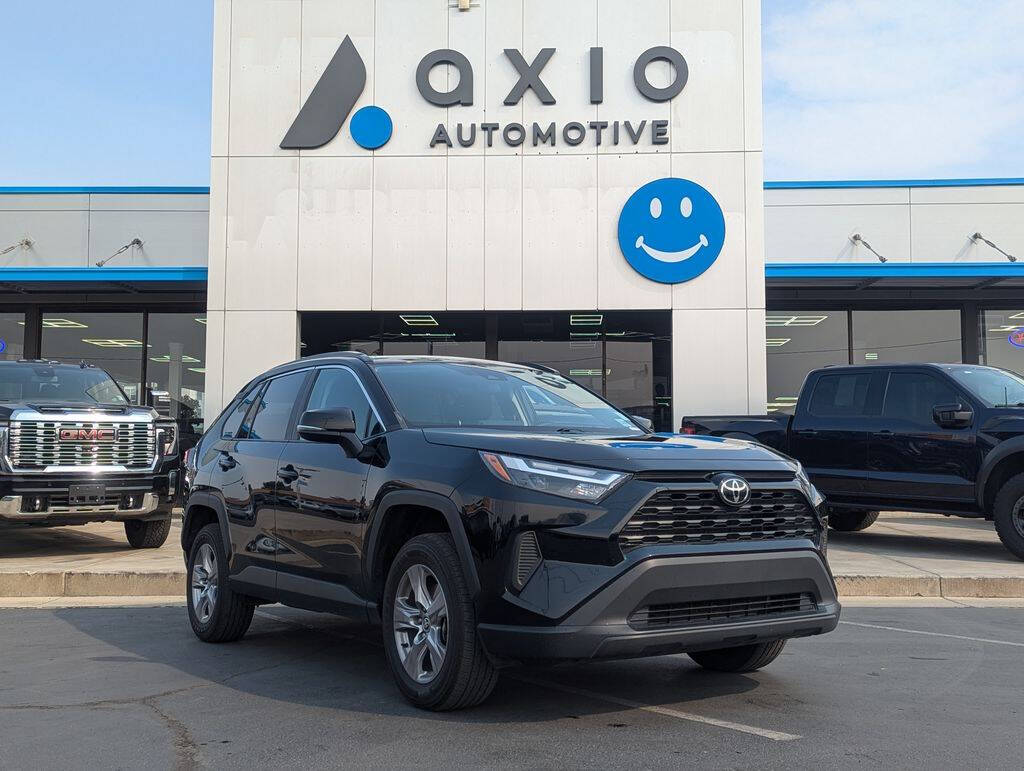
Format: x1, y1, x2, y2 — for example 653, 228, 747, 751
619, 488, 819, 552
7, 421, 156, 470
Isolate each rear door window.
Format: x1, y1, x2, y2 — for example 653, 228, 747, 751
221, 383, 264, 439
248, 371, 308, 441
808, 373, 884, 417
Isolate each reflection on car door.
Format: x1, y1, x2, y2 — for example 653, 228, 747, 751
865, 370, 978, 505
273, 366, 382, 612
789, 370, 885, 503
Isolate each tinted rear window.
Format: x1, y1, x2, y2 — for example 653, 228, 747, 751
808, 373, 882, 417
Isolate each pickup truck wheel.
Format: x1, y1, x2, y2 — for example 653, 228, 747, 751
382, 533, 498, 711
187, 523, 255, 642
992, 474, 1024, 560
688, 640, 787, 672
124, 517, 171, 548
828, 509, 879, 532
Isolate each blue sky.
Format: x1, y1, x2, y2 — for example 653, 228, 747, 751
2, 1, 1022, 185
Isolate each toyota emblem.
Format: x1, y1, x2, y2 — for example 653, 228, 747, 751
717, 475, 751, 507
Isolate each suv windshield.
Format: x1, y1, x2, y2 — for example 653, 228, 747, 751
374, 360, 646, 435
946, 365, 1024, 407
0, 363, 129, 406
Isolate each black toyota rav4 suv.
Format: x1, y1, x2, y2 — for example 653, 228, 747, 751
182, 354, 839, 710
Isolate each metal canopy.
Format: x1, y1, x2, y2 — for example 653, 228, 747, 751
0, 267, 208, 295
765, 262, 1024, 291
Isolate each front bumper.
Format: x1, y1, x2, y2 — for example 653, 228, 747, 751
477, 550, 840, 662
0, 491, 160, 523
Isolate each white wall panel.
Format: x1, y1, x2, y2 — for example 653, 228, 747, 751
766, 204, 911, 262
522, 154, 597, 309
228, 0, 301, 157
371, 155, 447, 309
670, 0, 744, 153
742, 0, 762, 151
203, 310, 226, 418
297, 156, 373, 309
374, 0, 447, 157
211, 0, 232, 157
0, 194, 87, 211
222, 310, 299, 406
911, 203, 1024, 262
672, 308, 750, 427
745, 151, 766, 308
446, 155, 485, 309
0, 211, 89, 267
207, 158, 228, 310
766, 187, 909, 207
746, 307, 767, 413
224, 157, 299, 310
482, 0, 524, 156
483, 155, 523, 310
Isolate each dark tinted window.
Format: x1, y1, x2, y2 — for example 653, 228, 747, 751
221, 384, 263, 439
248, 371, 307, 441
883, 372, 958, 426
808, 373, 880, 417
305, 368, 383, 438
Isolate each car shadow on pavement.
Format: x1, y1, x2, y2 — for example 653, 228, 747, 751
56, 604, 767, 724
830, 527, 1016, 562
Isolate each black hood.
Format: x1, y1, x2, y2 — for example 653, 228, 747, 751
421, 429, 795, 472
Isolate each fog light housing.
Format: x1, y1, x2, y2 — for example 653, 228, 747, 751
511, 531, 542, 590
20, 496, 47, 513
120, 494, 142, 510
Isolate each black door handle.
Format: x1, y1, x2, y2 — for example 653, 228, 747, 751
796, 429, 818, 436
277, 465, 300, 484
218, 453, 237, 471
875, 430, 894, 436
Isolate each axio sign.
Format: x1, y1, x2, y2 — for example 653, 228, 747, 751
281, 37, 688, 150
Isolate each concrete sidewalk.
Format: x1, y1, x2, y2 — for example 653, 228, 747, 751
1, 512, 1023, 599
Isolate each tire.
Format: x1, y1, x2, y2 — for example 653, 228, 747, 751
124, 517, 172, 548
992, 473, 1024, 560
688, 640, 787, 673
382, 533, 498, 711
828, 509, 879, 532
187, 523, 254, 643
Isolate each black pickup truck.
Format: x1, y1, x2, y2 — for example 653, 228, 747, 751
681, 363, 1024, 560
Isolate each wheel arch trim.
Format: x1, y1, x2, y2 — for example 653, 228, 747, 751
977, 437, 1024, 510
182, 491, 232, 561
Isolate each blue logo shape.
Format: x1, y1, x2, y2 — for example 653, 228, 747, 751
350, 106, 393, 150
1009, 329, 1024, 348
617, 177, 726, 284
0, 339, 5, 354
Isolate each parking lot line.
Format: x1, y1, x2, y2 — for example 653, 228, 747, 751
840, 620, 1024, 648
511, 675, 802, 742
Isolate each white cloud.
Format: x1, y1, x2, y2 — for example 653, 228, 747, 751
763, 0, 1024, 180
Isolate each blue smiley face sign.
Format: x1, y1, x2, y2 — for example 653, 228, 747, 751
617, 177, 726, 284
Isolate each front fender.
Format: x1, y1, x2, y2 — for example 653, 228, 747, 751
182, 490, 232, 563
976, 435, 1024, 509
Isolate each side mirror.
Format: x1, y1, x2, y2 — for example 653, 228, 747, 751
630, 415, 654, 432
298, 408, 364, 456
933, 403, 973, 429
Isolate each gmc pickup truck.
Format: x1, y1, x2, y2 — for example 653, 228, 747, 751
1, 360, 179, 547
681, 363, 1024, 560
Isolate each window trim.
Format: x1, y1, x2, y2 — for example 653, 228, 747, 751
302, 365, 387, 441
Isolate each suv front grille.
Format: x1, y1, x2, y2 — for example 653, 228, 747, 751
619, 488, 818, 552
7, 421, 156, 471
629, 592, 818, 630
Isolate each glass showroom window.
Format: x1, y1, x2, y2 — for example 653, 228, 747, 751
0, 313, 26, 361
147, 313, 208, 437
979, 310, 1024, 376
40, 313, 144, 402
852, 310, 962, 365
765, 312, 849, 413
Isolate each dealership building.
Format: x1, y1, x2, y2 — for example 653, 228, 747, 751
2, 0, 1024, 435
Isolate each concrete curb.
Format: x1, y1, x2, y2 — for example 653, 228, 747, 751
2, 570, 1024, 599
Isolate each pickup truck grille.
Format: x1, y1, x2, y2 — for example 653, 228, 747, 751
619, 488, 818, 552
628, 592, 818, 630
6, 421, 156, 471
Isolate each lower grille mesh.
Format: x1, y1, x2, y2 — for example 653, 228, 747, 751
629, 592, 818, 630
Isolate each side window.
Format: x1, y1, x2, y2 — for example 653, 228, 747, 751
304, 368, 383, 439
808, 373, 882, 417
248, 371, 308, 441
883, 372, 958, 427
221, 383, 263, 439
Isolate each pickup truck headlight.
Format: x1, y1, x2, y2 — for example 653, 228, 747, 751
479, 452, 629, 502
156, 422, 177, 459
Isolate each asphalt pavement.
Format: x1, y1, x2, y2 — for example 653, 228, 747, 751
1, 604, 1022, 769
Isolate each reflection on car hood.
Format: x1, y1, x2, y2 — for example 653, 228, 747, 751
421, 429, 793, 471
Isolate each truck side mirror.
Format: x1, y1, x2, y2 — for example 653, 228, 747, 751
932, 403, 973, 429
298, 408, 364, 456
630, 415, 654, 433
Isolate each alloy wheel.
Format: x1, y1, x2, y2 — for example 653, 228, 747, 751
191, 543, 219, 624
1013, 496, 1024, 540
393, 563, 448, 684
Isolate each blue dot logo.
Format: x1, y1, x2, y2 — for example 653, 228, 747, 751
617, 178, 726, 284
349, 105, 392, 150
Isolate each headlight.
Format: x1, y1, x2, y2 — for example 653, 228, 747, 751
479, 452, 629, 502
795, 463, 825, 508
157, 422, 177, 458
0, 422, 7, 468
